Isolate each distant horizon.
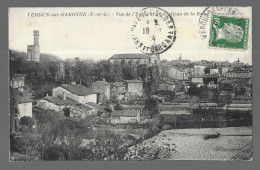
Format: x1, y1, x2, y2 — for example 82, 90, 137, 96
9, 48, 251, 65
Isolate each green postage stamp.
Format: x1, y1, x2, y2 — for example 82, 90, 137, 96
209, 15, 250, 50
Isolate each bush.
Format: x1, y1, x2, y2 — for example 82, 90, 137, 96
19, 116, 34, 127
43, 145, 67, 160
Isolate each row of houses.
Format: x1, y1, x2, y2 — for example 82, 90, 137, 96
10, 72, 145, 121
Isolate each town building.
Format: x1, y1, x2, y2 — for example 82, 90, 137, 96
210, 68, 219, 74
191, 74, 219, 88
109, 53, 160, 66
111, 82, 126, 101
168, 67, 187, 80
170, 53, 191, 66
159, 81, 176, 91
37, 94, 98, 119
52, 83, 98, 104
92, 79, 111, 103
37, 94, 78, 112
110, 109, 141, 124
221, 66, 230, 75
232, 58, 245, 67
15, 89, 33, 119
224, 70, 252, 78
10, 88, 33, 132
27, 30, 40, 62
194, 65, 207, 75
123, 79, 143, 97
10, 74, 26, 92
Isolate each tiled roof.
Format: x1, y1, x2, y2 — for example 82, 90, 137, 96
43, 95, 92, 111
109, 53, 153, 59
43, 95, 78, 106
124, 79, 143, 83
60, 84, 97, 96
113, 82, 125, 87
160, 110, 191, 115
92, 80, 110, 86
110, 109, 140, 117
72, 103, 92, 111
219, 79, 234, 84
15, 89, 33, 103
92, 81, 110, 93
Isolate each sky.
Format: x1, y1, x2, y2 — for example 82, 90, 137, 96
9, 7, 252, 64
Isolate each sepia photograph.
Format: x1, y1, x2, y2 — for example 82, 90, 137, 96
8, 7, 252, 161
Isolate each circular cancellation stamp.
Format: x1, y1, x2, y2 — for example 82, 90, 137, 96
130, 7, 176, 54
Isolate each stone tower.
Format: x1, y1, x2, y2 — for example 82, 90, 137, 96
27, 30, 40, 62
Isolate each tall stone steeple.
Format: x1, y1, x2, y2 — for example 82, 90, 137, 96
27, 30, 40, 62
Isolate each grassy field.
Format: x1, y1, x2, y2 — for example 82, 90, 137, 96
129, 127, 252, 160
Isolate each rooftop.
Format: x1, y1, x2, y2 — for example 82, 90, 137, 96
160, 110, 191, 115
124, 79, 143, 83
92, 80, 110, 93
43, 95, 78, 106
11, 88, 32, 103
92, 80, 110, 86
113, 82, 126, 87
60, 84, 97, 96
109, 53, 155, 60
192, 74, 219, 78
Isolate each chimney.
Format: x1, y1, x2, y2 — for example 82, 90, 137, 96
63, 93, 66, 100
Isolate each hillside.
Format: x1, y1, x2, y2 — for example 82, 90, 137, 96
9, 49, 60, 63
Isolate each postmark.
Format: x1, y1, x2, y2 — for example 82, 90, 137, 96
209, 15, 249, 50
130, 7, 176, 54
198, 7, 242, 40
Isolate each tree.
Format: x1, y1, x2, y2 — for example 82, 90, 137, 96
218, 92, 232, 110
187, 84, 200, 97
188, 96, 199, 113
9, 87, 19, 132
122, 66, 136, 80
144, 97, 159, 118
204, 66, 211, 74
19, 116, 34, 128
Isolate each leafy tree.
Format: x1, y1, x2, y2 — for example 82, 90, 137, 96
122, 66, 136, 80
218, 93, 232, 110
204, 66, 211, 74
187, 84, 200, 97
9, 87, 19, 132
188, 96, 199, 113
19, 116, 34, 128
144, 97, 159, 118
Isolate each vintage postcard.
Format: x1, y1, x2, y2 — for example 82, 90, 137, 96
9, 7, 252, 161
